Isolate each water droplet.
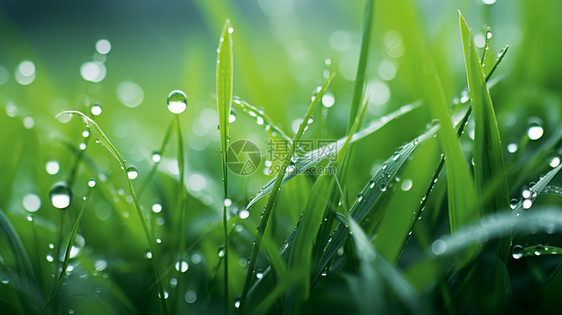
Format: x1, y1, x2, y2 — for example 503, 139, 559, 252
357, 193, 363, 202
145, 251, 153, 259
23, 193, 41, 212
507, 143, 518, 153
522, 189, 531, 199
234, 297, 241, 308
94, 259, 108, 271
237, 209, 249, 219
486, 28, 493, 40
79, 143, 87, 150
45, 160, 60, 175
523, 199, 532, 209
482, 0, 497, 5
127, 167, 138, 180
369, 180, 375, 189
90, 103, 102, 116
401, 179, 413, 191
185, 290, 197, 304
218, 247, 225, 257
527, 118, 544, 140
512, 245, 524, 259
321, 92, 335, 108
229, 109, 237, 123
152, 203, 162, 213
380, 184, 387, 192
50, 183, 71, 209
167, 90, 188, 114
49, 243, 55, 249
549, 156, 560, 168
151, 151, 162, 163
392, 152, 400, 161
46, 254, 54, 262
175, 260, 189, 273
431, 239, 447, 255
88, 179, 96, 188
26, 214, 33, 222
509, 198, 518, 210
223, 198, 232, 207
311, 86, 322, 101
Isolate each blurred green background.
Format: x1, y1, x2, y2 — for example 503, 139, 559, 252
1, 0, 562, 313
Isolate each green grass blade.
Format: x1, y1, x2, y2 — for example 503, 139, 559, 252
460, 13, 509, 218
0, 210, 42, 312
416, 44, 479, 234
246, 102, 422, 209
42, 188, 90, 311
312, 127, 435, 282
56, 110, 168, 315
286, 172, 334, 311
232, 97, 293, 144
217, 19, 233, 310
239, 73, 335, 312
138, 119, 175, 196
347, 0, 375, 132
347, 216, 427, 315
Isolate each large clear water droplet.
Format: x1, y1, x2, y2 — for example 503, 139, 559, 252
50, 183, 72, 209
234, 297, 241, 308
127, 167, 138, 180
167, 90, 188, 114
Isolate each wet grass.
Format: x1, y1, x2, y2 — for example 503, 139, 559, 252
1, 0, 562, 314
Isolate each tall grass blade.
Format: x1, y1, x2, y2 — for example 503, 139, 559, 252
460, 11, 509, 230
347, 0, 375, 131
286, 172, 334, 312
56, 110, 168, 315
217, 19, 234, 310
42, 188, 90, 311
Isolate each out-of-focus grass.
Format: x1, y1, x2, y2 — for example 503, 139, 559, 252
1, 0, 562, 314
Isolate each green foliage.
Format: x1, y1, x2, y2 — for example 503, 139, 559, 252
1, 1, 562, 314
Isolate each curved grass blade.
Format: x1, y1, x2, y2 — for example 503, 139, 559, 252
217, 19, 233, 311
238, 73, 335, 312
246, 101, 422, 209
56, 110, 168, 315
